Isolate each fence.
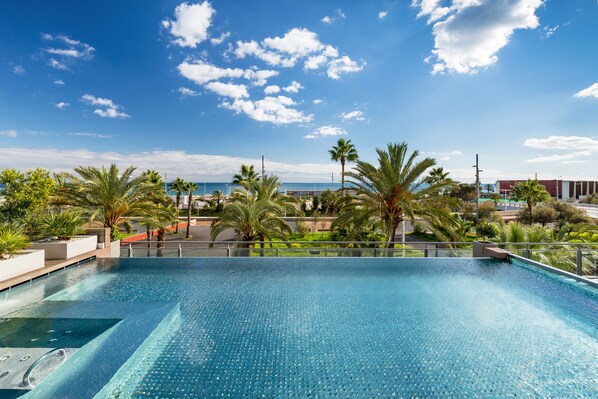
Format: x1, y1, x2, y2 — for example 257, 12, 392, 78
119, 240, 598, 277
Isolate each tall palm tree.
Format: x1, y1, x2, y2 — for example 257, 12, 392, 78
140, 201, 177, 256
58, 165, 157, 240
185, 182, 198, 239
424, 167, 450, 185
143, 170, 162, 185
169, 177, 187, 233
328, 138, 358, 192
334, 142, 454, 250
511, 179, 550, 224
232, 164, 260, 186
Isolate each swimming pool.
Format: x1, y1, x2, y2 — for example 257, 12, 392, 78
1, 258, 597, 398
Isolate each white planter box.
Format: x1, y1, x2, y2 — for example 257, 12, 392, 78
110, 240, 121, 258
0, 250, 45, 281
30, 235, 98, 260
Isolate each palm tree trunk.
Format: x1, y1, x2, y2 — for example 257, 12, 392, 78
186, 192, 193, 239
341, 158, 345, 194
157, 229, 165, 257
175, 193, 180, 233
387, 222, 399, 257
259, 233, 265, 257
528, 201, 534, 224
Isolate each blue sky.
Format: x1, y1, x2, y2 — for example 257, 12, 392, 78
1, 0, 597, 182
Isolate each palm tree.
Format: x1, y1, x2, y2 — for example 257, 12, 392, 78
424, 167, 450, 185
511, 179, 550, 224
485, 183, 494, 194
140, 201, 177, 256
232, 164, 260, 186
58, 165, 157, 240
169, 177, 187, 233
143, 170, 162, 185
329, 138, 358, 193
184, 182, 198, 239
334, 142, 454, 251
490, 192, 501, 207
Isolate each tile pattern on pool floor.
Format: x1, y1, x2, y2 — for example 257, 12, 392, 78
4, 258, 598, 398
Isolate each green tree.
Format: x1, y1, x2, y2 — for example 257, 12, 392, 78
0, 224, 29, 260
328, 138, 358, 193
424, 167, 450, 185
184, 182, 198, 239
40, 210, 85, 241
511, 179, 550, 224
485, 184, 494, 194
0, 168, 56, 221
489, 192, 501, 206
169, 177, 187, 233
232, 164, 260, 186
57, 165, 158, 241
334, 142, 454, 250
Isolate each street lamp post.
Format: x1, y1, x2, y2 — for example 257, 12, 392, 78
473, 154, 483, 224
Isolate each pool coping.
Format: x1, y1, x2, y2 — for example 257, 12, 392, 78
509, 254, 598, 289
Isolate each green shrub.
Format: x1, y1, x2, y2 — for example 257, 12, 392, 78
476, 222, 500, 239
40, 211, 85, 241
0, 225, 29, 260
412, 222, 426, 234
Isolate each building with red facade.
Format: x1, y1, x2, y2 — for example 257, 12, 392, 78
496, 180, 598, 200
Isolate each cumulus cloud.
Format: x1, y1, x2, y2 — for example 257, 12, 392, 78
524, 135, 598, 163
81, 94, 130, 119
574, 83, 598, 99
412, 0, 543, 74
327, 56, 365, 79
340, 110, 365, 121
283, 81, 303, 93
205, 81, 249, 98
162, 1, 214, 48
0, 147, 340, 181
422, 149, 462, 160
264, 85, 281, 94
0, 130, 17, 138
42, 33, 95, 70
177, 60, 277, 86
178, 87, 200, 96
54, 79, 65, 85
55, 102, 69, 109
304, 125, 347, 139
232, 27, 364, 79
378, 11, 388, 19
13, 65, 25, 75
221, 95, 312, 125
312, 99, 324, 105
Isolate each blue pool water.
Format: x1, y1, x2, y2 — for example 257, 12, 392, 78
1, 258, 597, 398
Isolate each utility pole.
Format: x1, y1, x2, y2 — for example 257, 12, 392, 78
473, 154, 483, 224
331, 172, 334, 186
261, 155, 265, 179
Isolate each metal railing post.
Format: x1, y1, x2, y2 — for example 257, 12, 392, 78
424, 244, 428, 258
524, 244, 531, 259
324, 248, 328, 257
276, 248, 279, 257
226, 244, 231, 258
128, 243, 133, 258
576, 247, 583, 276
178, 244, 182, 258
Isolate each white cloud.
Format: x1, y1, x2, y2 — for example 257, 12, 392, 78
524, 135, 598, 164
322, 9, 346, 24
55, 102, 69, 109
210, 31, 230, 45
178, 87, 200, 96
232, 27, 364, 80
205, 81, 249, 98
282, 81, 303, 93
54, 79, 65, 85
327, 56, 365, 79
340, 110, 365, 121
48, 58, 69, 70
162, 1, 214, 48
526, 151, 592, 163
378, 11, 388, 19
81, 94, 130, 119
543, 25, 559, 38
574, 83, 598, 99
42, 33, 95, 70
177, 60, 277, 86
67, 132, 112, 139
264, 85, 281, 94
312, 99, 324, 105
0, 148, 340, 181
13, 65, 25, 75
221, 95, 312, 125
0, 130, 17, 138
304, 125, 347, 139
524, 136, 598, 151
413, 0, 543, 74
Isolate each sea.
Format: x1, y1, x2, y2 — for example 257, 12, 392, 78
167, 182, 344, 196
